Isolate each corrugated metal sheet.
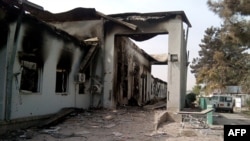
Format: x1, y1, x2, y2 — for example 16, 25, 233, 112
109, 11, 192, 27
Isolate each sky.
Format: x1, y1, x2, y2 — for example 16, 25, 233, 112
29, 0, 223, 90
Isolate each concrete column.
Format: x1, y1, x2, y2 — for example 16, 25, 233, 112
103, 35, 116, 108
166, 16, 186, 112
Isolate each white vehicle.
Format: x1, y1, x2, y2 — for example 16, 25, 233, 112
211, 95, 235, 113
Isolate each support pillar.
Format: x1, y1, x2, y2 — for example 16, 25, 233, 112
103, 35, 116, 109
167, 16, 186, 112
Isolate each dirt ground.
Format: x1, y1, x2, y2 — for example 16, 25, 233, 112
1, 107, 224, 141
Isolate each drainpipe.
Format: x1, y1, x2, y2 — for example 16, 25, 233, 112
5, 5, 24, 120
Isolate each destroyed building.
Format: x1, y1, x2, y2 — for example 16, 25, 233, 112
0, 0, 191, 134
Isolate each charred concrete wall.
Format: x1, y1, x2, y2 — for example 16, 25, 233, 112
151, 76, 167, 99
51, 20, 104, 108
51, 20, 103, 42
0, 20, 8, 120
114, 36, 167, 106
102, 14, 189, 110
0, 9, 93, 119
1, 2, 189, 116
166, 17, 187, 111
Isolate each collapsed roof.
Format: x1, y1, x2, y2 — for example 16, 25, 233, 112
2, 0, 191, 65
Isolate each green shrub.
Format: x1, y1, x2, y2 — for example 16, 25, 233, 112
185, 93, 197, 108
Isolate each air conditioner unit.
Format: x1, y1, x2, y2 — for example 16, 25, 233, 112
90, 84, 101, 94
77, 73, 85, 83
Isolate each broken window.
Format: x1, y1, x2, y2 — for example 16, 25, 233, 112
56, 69, 68, 93
20, 60, 41, 93
78, 83, 85, 94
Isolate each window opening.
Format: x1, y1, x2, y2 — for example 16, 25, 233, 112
20, 60, 41, 93
79, 83, 85, 94
56, 69, 68, 93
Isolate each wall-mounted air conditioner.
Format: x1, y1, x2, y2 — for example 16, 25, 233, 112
77, 73, 85, 83
90, 84, 102, 94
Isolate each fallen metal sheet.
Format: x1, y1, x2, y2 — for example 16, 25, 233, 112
143, 101, 166, 110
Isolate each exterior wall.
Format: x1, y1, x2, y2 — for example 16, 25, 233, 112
0, 35, 8, 120
114, 36, 161, 105
151, 76, 167, 99
1, 16, 92, 119
50, 16, 187, 111
1, 7, 188, 117
51, 20, 103, 42
51, 20, 104, 108
165, 17, 186, 112
102, 17, 188, 110
0, 16, 9, 119
0, 17, 9, 120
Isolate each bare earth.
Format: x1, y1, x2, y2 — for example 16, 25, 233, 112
4, 107, 224, 141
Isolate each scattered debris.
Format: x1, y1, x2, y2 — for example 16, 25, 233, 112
145, 131, 168, 137
75, 130, 91, 135
103, 115, 114, 120
104, 123, 116, 128
0, 107, 224, 141
112, 132, 123, 137
154, 110, 169, 130
19, 130, 34, 139
180, 130, 197, 137
42, 132, 87, 139
84, 112, 92, 116
41, 127, 61, 134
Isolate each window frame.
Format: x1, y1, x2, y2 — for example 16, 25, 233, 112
55, 68, 69, 94
19, 60, 42, 94
78, 83, 86, 94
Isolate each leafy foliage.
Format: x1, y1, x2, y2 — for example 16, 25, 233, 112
191, 26, 247, 92
207, 0, 250, 46
185, 93, 197, 108
192, 85, 202, 95
191, 0, 250, 93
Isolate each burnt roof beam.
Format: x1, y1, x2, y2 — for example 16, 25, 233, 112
96, 11, 137, 31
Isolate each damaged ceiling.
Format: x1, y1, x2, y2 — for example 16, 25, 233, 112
2, 0, 191, 65
110, 11, 192, 41
109, 11, 192, 27
3, 0, 191, 42
2, 0, 137, 31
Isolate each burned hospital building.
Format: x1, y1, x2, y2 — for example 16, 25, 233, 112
0, 0, 191, 134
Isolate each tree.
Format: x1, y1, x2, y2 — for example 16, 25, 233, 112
192, 84, 201, 95
185, 93, 197, 108
191, 26, 247, 92
239, 54, 250, 93
207, 0, 250, 93
207, 0, 250, 46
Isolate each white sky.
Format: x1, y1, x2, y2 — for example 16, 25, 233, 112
29, 0, 222, 90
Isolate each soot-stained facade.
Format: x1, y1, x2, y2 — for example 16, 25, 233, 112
0, 0, 191, 133
114, 36, 167, 106
0, 1, 97, 122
